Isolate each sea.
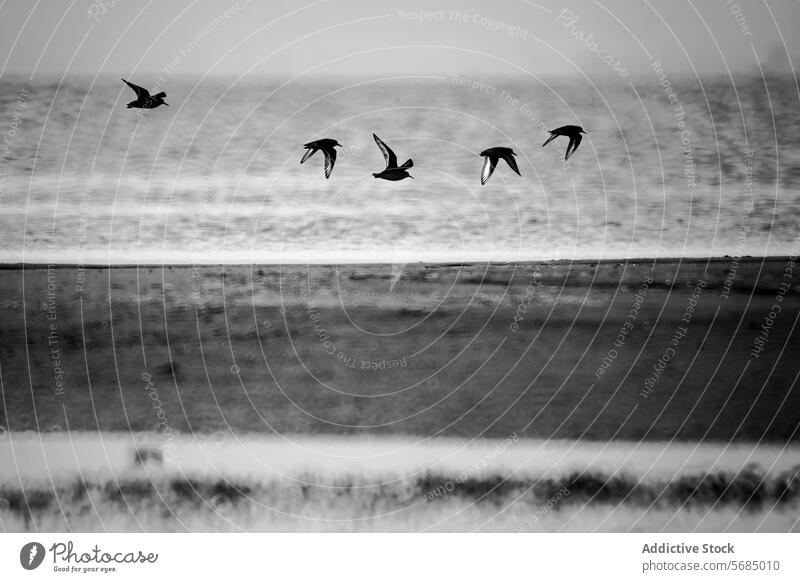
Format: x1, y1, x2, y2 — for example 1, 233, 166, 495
0, 73, 798, 264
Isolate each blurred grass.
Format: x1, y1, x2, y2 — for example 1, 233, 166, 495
2, 464, 798, 532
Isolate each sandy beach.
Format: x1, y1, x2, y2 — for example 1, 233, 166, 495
1, 257, 797, 442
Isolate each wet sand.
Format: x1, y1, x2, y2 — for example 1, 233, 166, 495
1, 258, 798, 441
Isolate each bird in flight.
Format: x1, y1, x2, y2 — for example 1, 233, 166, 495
121, 79, 169, 109
372, 134, 413, 180
479, 147, 521, 185
542, 125, 586, 160
300, 138, 342, 179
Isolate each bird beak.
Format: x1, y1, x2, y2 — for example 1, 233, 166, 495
164, 103, 170, 106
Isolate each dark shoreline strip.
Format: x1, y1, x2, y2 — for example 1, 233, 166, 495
0, 256, 792, 270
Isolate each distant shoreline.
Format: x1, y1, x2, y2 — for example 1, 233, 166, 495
0, 255, 792, 269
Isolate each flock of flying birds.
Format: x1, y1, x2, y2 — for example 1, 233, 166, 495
122, 78, 587, 186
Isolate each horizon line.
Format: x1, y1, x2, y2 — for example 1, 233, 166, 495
0, 256, 791, 269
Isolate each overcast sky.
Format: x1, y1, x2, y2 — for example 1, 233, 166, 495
1, 0, 798, 78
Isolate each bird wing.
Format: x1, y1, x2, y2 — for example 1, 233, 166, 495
122, 79, 150, 100
500, 151, 521, 176
300, 147, 317, 164
565, 134, 582, 160
542, 133, 558, 147
323, 148, 337, 179
481, 156, 497, 185
373, 134, 398, 169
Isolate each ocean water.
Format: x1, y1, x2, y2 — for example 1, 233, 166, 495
0, 73, 798, 264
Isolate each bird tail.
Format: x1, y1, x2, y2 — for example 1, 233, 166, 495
400, 159, 413, 168
542, 133, 558, 147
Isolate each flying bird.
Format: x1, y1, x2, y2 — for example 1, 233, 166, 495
542, 125, 586, 160
300, 138, 342, 179
372, 134, 413, 181
479, 147, 521, 185
121, 78, 168, 109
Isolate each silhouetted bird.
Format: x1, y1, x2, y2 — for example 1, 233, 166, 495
121, 79, 168, 109
300, 138, 342, 179
542, 125, 586, 160
479, 147, 521, 185
372, 134, 413, 180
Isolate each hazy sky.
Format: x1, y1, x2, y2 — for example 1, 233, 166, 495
1, 0, 798, 78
